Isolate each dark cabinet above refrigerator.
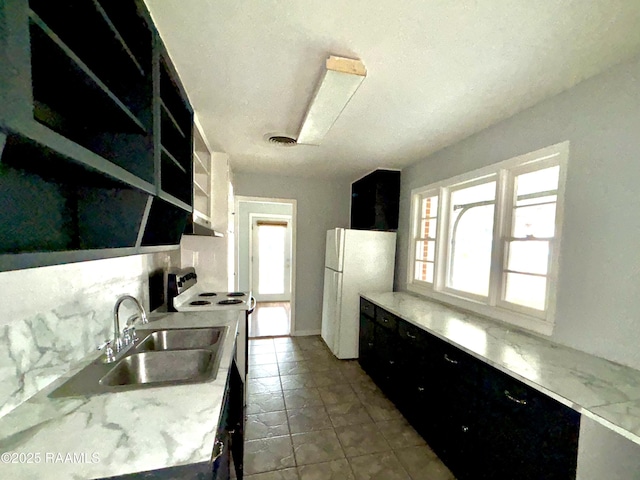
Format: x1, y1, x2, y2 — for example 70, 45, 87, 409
350, 169, 400, 231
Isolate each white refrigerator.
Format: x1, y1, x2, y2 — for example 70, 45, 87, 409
321, 228, 396, 359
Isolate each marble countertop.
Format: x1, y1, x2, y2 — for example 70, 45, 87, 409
361, 291, 640, 446
0, 310, 241, 480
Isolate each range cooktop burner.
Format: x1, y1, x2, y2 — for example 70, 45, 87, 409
190, 300, 211, 306
199, 292, 218, 297
227, 292, 246, 297
218, 299, 243, 305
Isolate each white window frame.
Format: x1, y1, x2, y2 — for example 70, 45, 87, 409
411, 189, 440, 286
407, 142, 569, 336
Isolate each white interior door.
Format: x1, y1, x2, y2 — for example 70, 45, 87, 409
251, 216, 292, 302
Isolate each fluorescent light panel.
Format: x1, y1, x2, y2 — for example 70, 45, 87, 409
297, 56, 366, 146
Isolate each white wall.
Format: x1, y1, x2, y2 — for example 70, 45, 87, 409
397, 52, 640, 369
236, 201, 293, 292
180, 235, 228, 290
233, 173, 351, 334
395, 53, 640, 478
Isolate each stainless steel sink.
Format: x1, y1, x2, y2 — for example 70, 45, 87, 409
100, 350, 214, 386
136, 327, 222, 351
49, 326, 226, 398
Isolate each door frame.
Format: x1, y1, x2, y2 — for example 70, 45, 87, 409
235, 196, 297, 335
249, 213, 292, 302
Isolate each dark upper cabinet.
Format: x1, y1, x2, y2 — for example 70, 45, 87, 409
351, 169, 400, 231
0, 0, 193, 272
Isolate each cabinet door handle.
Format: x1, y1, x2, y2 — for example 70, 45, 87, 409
389, 360, 395, 365
212, 439, 225, 462
383, 318, 389, 323
417, 386, 425, 392
444, 353, 458, 365
461, 425, 469, 433
368, 342, 374, 347
504, 390, 528, 405
406, 332, 417, 339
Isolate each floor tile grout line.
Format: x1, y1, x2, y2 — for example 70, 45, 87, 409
278, 377, 299, 468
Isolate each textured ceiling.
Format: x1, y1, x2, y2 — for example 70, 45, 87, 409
145, 0, 640, 180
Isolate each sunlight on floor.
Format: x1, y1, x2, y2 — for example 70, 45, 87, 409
249, 302, 290, 338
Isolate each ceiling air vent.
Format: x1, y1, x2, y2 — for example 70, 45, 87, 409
266, 135, 297, 146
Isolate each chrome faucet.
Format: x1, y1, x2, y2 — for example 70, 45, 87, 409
113, 295, 148, 353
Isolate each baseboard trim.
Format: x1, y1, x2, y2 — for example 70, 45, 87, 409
292, 329, 321, 337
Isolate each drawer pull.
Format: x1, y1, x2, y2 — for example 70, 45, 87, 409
461, 425, 469, 433
444, 353, 458, 365
417, 386, 425, 392
406, 332, 417, 340
368, 342, 374, 347
504, 390, 528, 405
389, 360, 395, 365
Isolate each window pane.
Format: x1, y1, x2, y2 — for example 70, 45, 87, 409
507, 241, 549, 275
451, 181, 496, 207
421, 196, 438, 218
448, 193, 495, 297
416, 240, 436, 262
516, 166, 559, 197
420, 218, 438, 238
258, 225, 285, 294
504, 273, 547, 310
415, 261, 434, 283
513, 203, 557, 238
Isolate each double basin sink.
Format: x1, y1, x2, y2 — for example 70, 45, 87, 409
50, 327, 226, 398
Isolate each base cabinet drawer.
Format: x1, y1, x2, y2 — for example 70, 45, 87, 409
478, 365, 580, 480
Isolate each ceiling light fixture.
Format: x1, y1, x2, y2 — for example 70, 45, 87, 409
296, 55, 367, 146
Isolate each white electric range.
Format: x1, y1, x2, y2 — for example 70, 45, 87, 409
167, 267, 254, 390
174, 287, 254, 312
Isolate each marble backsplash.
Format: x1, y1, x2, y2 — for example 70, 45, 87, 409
0, 252, 177, 418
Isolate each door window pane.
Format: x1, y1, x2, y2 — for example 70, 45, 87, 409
504, 273, 547, 310
447, 181, 496, 297
507, 241, 549, 275
257, 224, 286, 294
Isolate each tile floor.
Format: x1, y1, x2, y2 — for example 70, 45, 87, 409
249, 302, 291, 338
243, 335, 456, 480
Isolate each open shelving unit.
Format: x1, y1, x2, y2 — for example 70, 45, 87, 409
192, 121, 212, 228
0, 0, 194, 272
158, 55, 193, 206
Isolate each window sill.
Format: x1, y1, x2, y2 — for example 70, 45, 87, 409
406, 283, 555, 336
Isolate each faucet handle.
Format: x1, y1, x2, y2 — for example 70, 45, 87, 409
122, 326, 138, 345
97, 340, 116, 363
122, 327, 132, 346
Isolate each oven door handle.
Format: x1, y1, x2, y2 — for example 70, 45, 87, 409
248, 296, 256, 314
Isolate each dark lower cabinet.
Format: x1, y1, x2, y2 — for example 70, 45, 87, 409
214, 358, 244, 480
358, 313, 375, 373
477, 364, 579, 480
359, 297, 580, 480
